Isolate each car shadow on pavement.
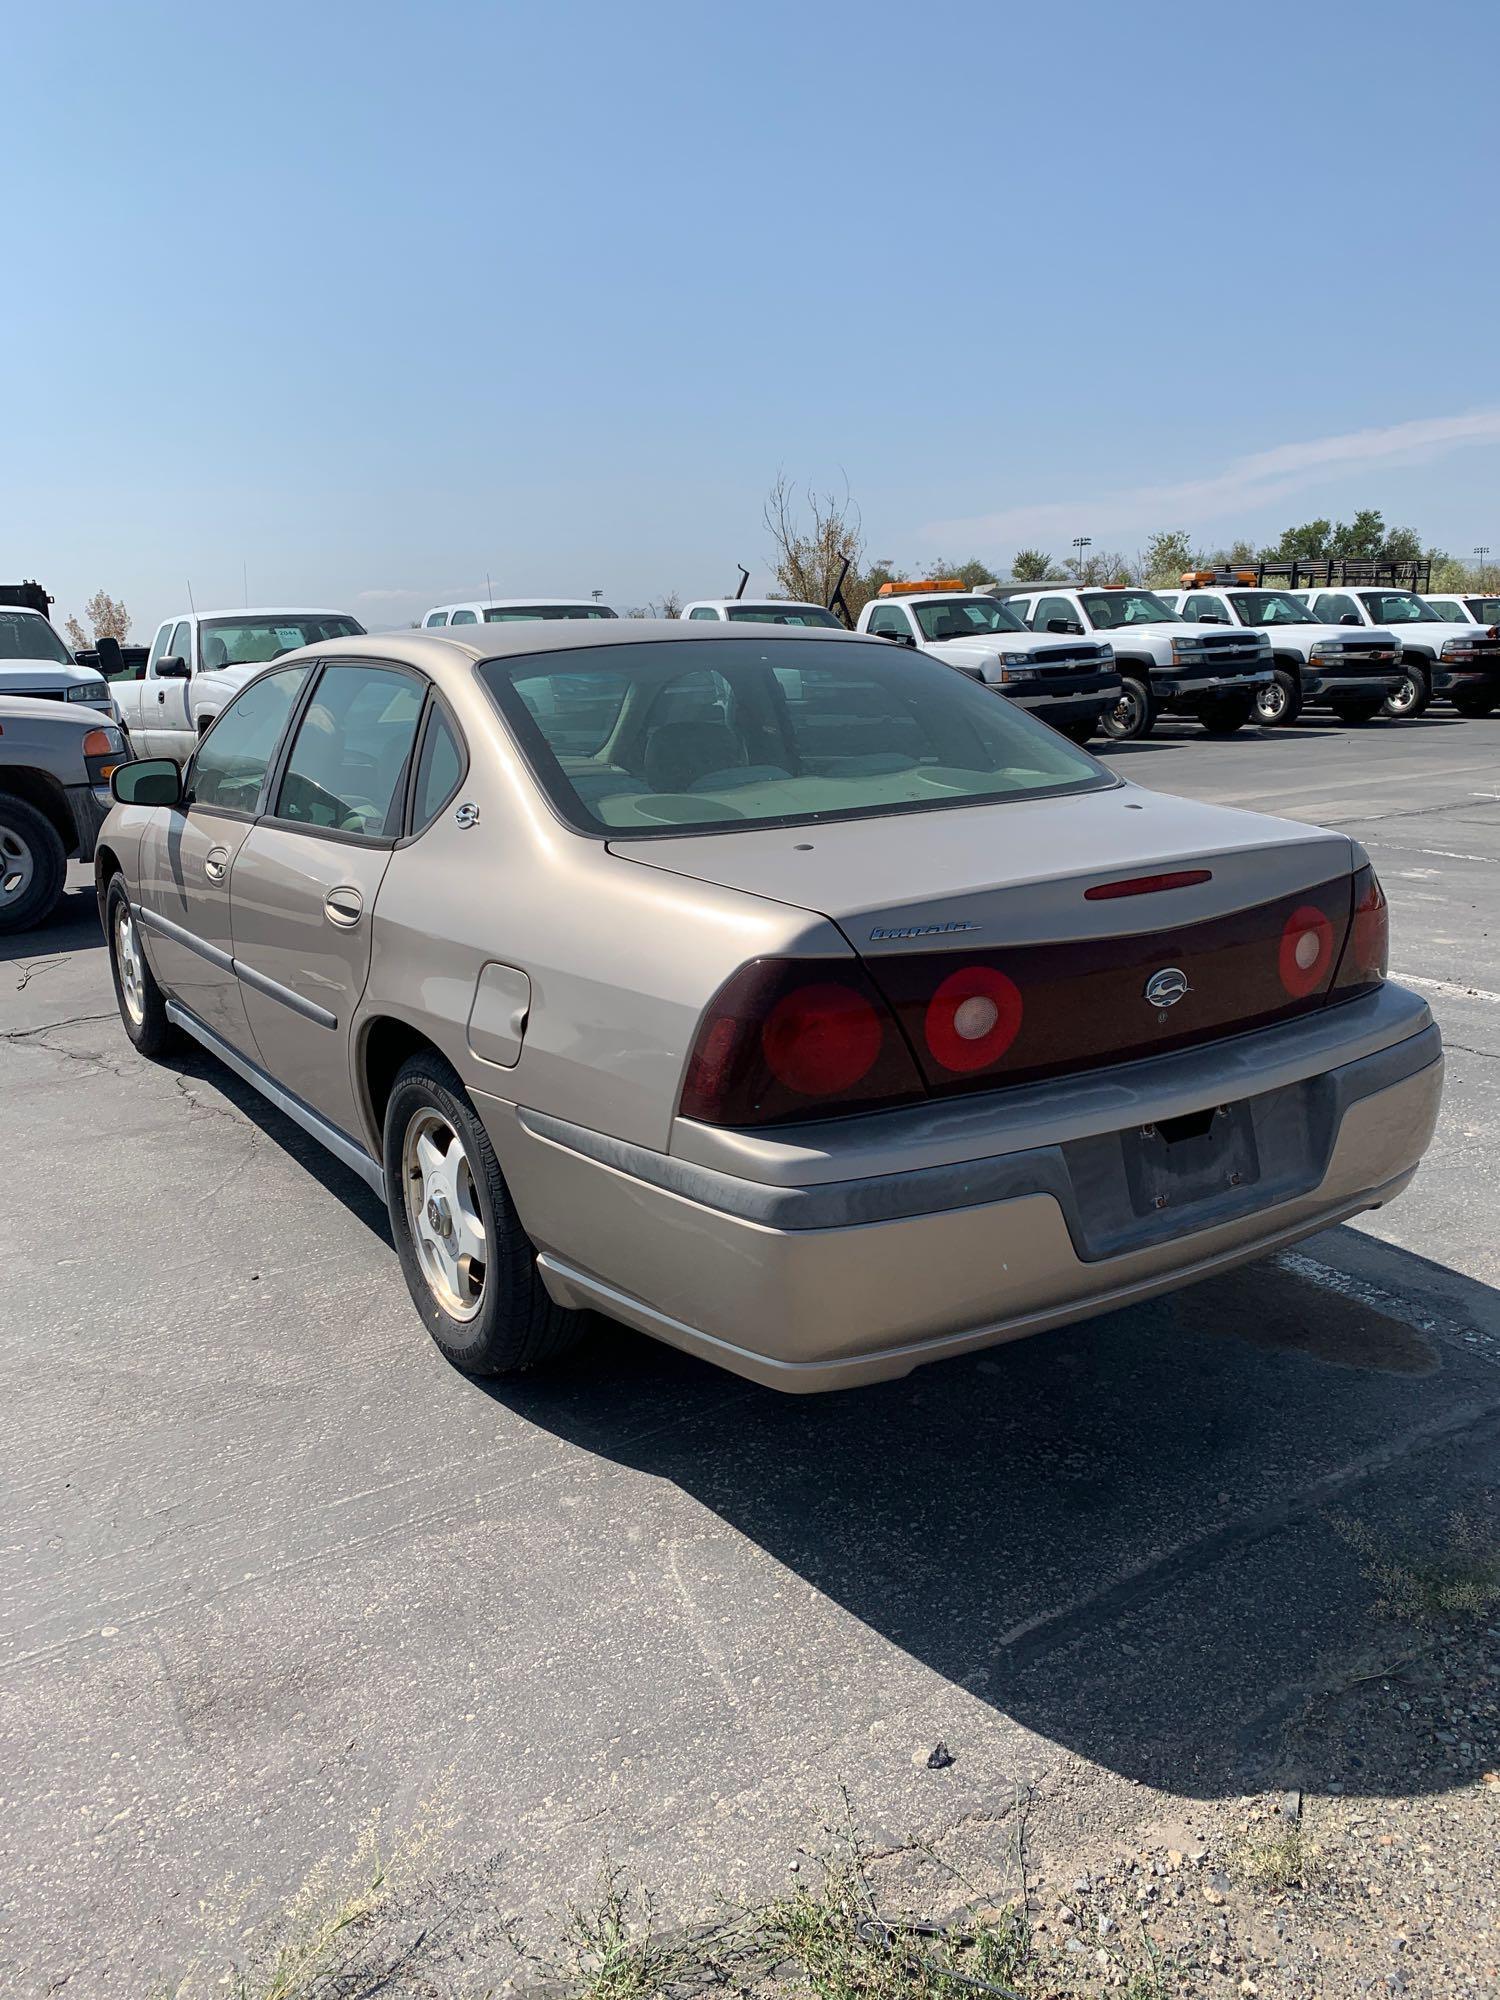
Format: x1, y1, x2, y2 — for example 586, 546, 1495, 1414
0, 885, 103, 967
483, 1236, 1500, 1805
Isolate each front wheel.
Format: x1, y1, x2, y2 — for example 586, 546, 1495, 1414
1452, 688, 1499, 718
1098, 677, 1154, 741
0, 794, 67, 934
105, 876, 179, 1055
1059, 715, 1100, 745
1255, 670, 1303, 726
384, 1054, 582, 1376
1384, 663, 1431, 719
1197, 691, 1258, 736
1330, 695, 1385, 724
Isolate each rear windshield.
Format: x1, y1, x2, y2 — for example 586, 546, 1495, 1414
724, 604, 842, 627
198, 614, 364, 669
0, 611, 73, 664
911, 598, 1027, 641
478, 636, 1109, 836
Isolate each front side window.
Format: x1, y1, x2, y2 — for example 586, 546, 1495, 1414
479, 636, 1110, 837
449, 608, 478, 625
275, 663, 423, 836
1313, 593, 1360, 624
425, 611, 450, 627
724, 604, 842, 627
192, 665, 311, 814
482, 604, 617, 622
1466, 596, 1500, 623
1032, 595, 1077, 632
912, 598, 1027, 642
866, 605, 913, 638
197, 613, 363, 672
1079, 590, 1179, 630
1357, 590, 1436, 625
147, 622, 173, 671
0, 611, 74, 664
167, 620, 193, 670
1182, 594, 1229, 622
1226, 590, 1316, 627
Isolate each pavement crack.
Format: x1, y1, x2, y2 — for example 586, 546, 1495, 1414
1, 1012, 117, 1043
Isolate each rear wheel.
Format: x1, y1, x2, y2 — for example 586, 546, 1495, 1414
1452, 688, 1499, 718
0, 794, 66, 934
1099, 677, 1154, 741
105, 876, 179, 1055
384, 1053, 582, 1376
1197, 691, 1258, 736
1384, 662, 1431, 719
1254, 670, 1303, 726
1330, 695, 1384, 724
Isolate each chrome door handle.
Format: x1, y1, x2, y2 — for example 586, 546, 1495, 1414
324, 887, 363, 927
204, 845, 230, 882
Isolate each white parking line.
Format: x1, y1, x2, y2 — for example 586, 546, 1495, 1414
1395, 973, 1500, 1006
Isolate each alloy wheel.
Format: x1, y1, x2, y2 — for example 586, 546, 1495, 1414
115, 905, 146, 1026
0, 826, 35, 910
401, 1107, 487, 1321
1256, 680, 1288, 722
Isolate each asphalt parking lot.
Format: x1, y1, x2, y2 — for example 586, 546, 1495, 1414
3, 711, 1499, 1995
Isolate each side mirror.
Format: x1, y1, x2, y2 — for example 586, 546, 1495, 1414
1197, 612, 1227, 623
879, 629, 915, 646
157, 655, 190, 678
1340, 613, 1362, 626
112, 758, 184, 807
97, 635, 125, 679
1045, 616, 1084, 635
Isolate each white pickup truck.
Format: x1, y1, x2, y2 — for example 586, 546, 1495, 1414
682, 598, 844, 627
0, 604, 114, 719
116, 608, 364, 756
1158, 580, 1403, 725
1288, 585, 1500, 719
854, 585, 1120, 743
1423, 591, 1500, 631
988, 584, 1274, 740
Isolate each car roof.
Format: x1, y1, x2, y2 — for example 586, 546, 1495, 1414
687, 597, 828, 610
426, 597, 607, 612
153, 606, 355, 622
297, 619, 874, 669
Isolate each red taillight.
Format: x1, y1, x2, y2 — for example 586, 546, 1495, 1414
679, 960, 925, 1127
1278, 904, 1335, 999
924, 965, 1024, 1073
1331, 866, 1388, 997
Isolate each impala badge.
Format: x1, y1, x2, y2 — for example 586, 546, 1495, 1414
1144, 966, 1190, 1009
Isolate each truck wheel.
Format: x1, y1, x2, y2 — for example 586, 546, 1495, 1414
1384, 663, 1431, 719
1099, 677, 1154, 741
105, 876, 179, 1056
384, 1052, 583, 1377
1197, 691, 1258, 736
0, 794, 67, 934
1330, 696, 1384, 724
1254, 670, 1303, 726
1059, 716, 1099, 745
1451, 689, 1498, 718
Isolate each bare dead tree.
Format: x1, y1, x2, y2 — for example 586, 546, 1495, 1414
763, 475, 868, 618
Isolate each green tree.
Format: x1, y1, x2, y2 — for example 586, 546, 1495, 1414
925, 556, 998, 588
1328, 509, 1388, 561
1010, 547, 1055, 582
1265, 519, 1333, 561
1138, 529, 1199, 587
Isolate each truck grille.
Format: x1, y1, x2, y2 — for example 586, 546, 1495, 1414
1033, 644, 1110, 670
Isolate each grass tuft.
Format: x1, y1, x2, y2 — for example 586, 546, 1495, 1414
1338, 1509, 1500, 1625
1230, 1825, 1313, 1894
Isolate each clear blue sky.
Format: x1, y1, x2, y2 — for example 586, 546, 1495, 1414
6, 0, 1498, 634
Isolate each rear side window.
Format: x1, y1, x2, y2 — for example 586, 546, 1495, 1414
275, 663, 423, 837
449, 609, 478, 626
688, 606, 721, 620
425, 611, 449, 627
193, 666, 311, 814
410, 704, 466, 832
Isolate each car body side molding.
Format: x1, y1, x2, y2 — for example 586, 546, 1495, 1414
163, 1000, 385, 1198
137, 902, 337, 1029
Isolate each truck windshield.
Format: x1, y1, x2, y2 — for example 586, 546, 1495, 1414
1357, 591, 1438, 624
725, 604, 842, 627
1079, 591, 1180, 629
1227, 591, 1317, 627
480, 636, 1110, 837
198, 614, 364, 669
482, 604, 617, 621
0, 612, 74, 665
911, 599, 1028, 641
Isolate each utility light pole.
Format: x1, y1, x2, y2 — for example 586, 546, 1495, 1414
1072, 536, 1092, 578
1474, 545, 1491, 586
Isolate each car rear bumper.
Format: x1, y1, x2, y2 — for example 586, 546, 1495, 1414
478, 985, 1441, 1392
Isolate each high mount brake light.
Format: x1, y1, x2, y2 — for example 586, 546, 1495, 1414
679, 960, 925, 1128
1084, 869, 1212, 902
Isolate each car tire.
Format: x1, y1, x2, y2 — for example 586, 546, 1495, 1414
1255, 670, 1303, 726
1383, 662, 1431, 719
104, 876, 180, 1056
0, 794, 67, 935
1451, 689, 1498, 718
1098, 677, 1154, 740
1330, 696, 1384, 724
1197, 691, 1257, 736
1059, 716, 1099, 745
384, 1052, 583, 1376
